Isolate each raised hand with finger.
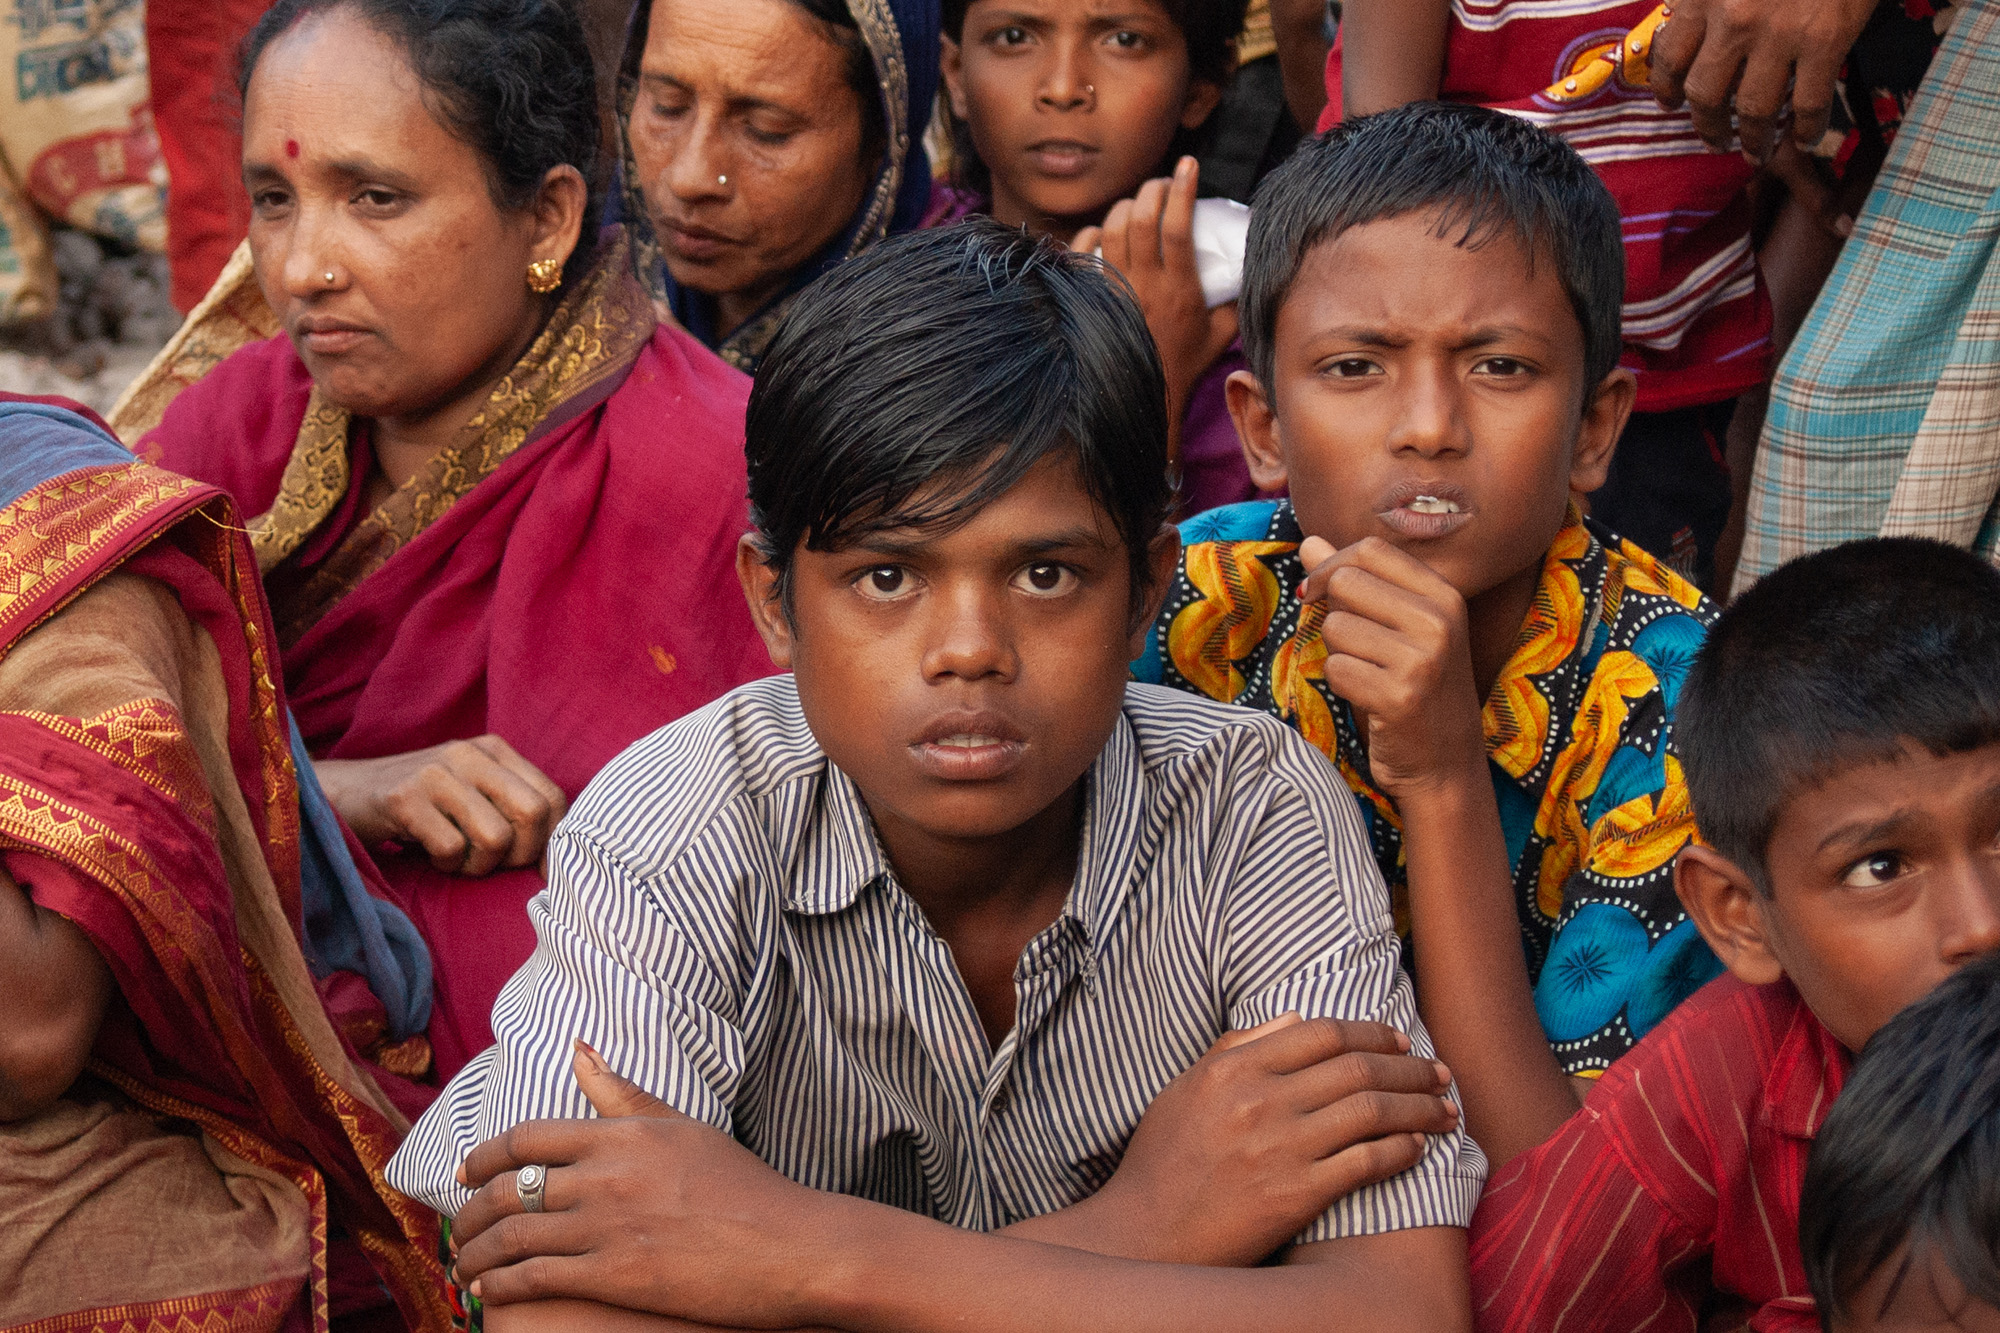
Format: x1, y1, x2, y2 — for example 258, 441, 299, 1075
1071, 156, 1239, 471
1294, 535, 1486, 802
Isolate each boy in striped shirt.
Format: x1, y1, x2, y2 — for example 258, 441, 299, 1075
388, 220, 1485, 1331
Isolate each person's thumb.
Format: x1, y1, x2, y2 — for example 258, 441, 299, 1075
572, 1039, 676, 1119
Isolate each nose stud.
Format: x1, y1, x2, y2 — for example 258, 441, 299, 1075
718, 174, 728, 185
322, 270, 335, 285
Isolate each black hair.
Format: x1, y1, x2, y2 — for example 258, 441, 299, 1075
1239, 101, 1626, 395
745, 217, 1173, 612
940, 0, 1248, 197
1677, 537, 2000, 893
1800, 949, 2000, 1329
240, 0, 602, 286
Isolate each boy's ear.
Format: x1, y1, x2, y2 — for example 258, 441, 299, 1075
1568, 366, 1637, 495
735, 533, 796, 670
1179, 76, 1226, 132
1226, 369, 1288, 493
1126, 524, 1183, 657
1674, 844, 1786, 987
939, 33, 969, 120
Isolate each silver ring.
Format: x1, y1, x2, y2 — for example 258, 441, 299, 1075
516, 1163, 547, 1214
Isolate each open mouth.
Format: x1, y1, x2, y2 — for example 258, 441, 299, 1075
911, 713, 1028, 781
1405, 495, 1463, 516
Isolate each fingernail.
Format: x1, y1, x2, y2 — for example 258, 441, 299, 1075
469, 1280, 482, 1299
574, 1038, 609, 1074
1835, 215, 1854, 237
1396, 1032, 1412, 1053
1433, 1060, 1450, 1084
455, 1164, 467, 1185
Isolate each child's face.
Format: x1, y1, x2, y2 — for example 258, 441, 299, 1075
739, 454, 1173, 851
1678, 742, 2000, 1053
1228, 211, 1632, 606
1835, 1246, 2000, 1332
941, 0, 1220, 231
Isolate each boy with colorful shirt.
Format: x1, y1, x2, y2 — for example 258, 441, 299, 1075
1135, 103, 1719, 1164
1470, 536, 2000, 1330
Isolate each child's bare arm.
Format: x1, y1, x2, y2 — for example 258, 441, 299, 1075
0, 864, 113, 1122
1298, 536, 1581, 1164
1270, 0, 1332, 129
1338, 0, 1450, 119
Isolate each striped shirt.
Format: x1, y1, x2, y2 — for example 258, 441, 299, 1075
1733, 0, 2000, 591
1322, 0, 1774, 413
386, 677, 1486, 1242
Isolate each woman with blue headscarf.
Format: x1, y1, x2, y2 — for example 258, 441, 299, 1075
617, 0, 939, 372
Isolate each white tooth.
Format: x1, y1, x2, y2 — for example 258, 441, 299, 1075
1407, 496, 1462, 515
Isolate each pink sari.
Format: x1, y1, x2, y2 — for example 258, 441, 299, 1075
140, 237, 774, 1076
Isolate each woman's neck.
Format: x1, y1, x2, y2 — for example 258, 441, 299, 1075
364, 303, 550, 496
714, 273, 792, 342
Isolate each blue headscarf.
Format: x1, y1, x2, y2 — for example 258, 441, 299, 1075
614, 0, 940, 371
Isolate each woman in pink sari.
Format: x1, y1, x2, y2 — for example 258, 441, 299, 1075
123, 0, 771, 1079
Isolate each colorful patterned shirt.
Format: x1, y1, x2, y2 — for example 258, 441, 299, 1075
1134, 501, 1722, 1075
1470, 976, 1848, 1332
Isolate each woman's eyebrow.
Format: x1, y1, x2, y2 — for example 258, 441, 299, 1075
638, 70, 806, 118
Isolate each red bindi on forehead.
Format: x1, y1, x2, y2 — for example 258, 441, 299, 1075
286, 138, 300, 158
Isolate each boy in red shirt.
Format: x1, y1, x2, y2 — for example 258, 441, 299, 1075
1470, 536, 2000, 1331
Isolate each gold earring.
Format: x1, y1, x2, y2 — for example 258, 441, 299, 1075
526, 257, 562, 294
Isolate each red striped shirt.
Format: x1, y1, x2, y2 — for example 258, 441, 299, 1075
1469, 975, 1849, 1332
1323, 0, 1774, 412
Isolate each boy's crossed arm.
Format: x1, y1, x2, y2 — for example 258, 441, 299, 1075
1298, 534, 1583, 1164
450, 1031, 1469, 1332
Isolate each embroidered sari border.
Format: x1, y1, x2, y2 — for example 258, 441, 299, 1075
0, 466, 211, 651
1, 1275, 305, 1333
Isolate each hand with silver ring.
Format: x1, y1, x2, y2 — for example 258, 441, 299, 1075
516, 1162, 548, 1214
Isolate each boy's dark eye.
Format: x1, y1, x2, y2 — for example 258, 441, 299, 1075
1014, 562, 1075, 596
1474, 357, 1530, 376
992, 24, 1029, 45
1326, 358, 1380, 378
1840, 851, 1906, 888
1107, 29, 1146, 49
856, 566, 909, 599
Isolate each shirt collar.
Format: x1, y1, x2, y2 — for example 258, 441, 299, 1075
1482, 505, 1606, 790
787, 759, 893, 915
1763, 980, 1854, 1140
783, 708, 1149, 958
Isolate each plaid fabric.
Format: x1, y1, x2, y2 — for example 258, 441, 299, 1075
1733, 0, 2000, 593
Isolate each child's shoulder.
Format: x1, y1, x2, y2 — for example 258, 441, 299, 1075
1586, 973, 1812, 1128
1121, 680, 1319, 771
1176, 498, 1300, 550
563, 675, 824, 876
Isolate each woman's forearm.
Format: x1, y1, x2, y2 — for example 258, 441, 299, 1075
0, 864, 112, 1121
1339, 0, 1450, 118
1396, 769, 1580, 1165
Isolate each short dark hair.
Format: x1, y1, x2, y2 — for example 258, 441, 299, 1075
1677, 538, 2000, 892
1239, 101, 1625, 394
745, 217, 1173, 611
240, 0, 602, 285
1800, 949, 2000, 1329
940, 0, 1248, 195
